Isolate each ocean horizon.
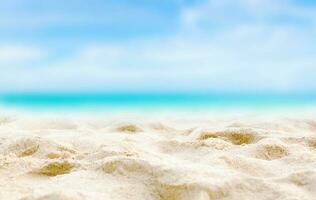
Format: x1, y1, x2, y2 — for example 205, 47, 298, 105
1, 92, 316, 112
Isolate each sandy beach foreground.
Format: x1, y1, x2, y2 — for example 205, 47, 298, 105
1, 112, 316, 200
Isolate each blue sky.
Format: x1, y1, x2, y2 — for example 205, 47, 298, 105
0, 0, 316, 93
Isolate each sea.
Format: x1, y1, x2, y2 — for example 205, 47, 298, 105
0, 92, 315, 113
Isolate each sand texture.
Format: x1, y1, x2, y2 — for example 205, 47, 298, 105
0, 113, 316, 200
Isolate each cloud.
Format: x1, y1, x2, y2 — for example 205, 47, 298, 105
1, 29, 315, 93
0, 0, 315, 92
181, 0, 316, 28
0, 45, 44, 65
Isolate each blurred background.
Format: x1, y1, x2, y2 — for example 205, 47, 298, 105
0, 0, 316, 109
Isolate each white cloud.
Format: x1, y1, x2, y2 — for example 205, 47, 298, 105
0, 45, 43, 65
1, 29, 315, 93
0, 0, 315, 92
181, 0, 316, 28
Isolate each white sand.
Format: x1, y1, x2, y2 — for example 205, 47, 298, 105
1, 111, 316, 200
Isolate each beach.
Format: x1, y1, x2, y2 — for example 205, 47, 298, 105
1, 111, 316, 200
1, 0, 315, 198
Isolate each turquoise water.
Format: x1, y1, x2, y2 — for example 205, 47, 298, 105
0, 92, 315, 112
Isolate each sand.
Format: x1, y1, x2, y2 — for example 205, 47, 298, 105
1, 111, 316, 200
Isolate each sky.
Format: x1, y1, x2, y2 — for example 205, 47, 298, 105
0, 0, 316, 93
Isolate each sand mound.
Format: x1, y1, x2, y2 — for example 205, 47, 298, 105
20, 192, 84, 200
255, 140, 289, 160
307, 138, 316, 149
32, 160, 76, 176
2, 137, 77, 160
101, 157, 154, 175
1, 113, 316, 200
0, 116, 14, 125
198, 129, 258, 145
116, 124, 142, 133
7, 137, 40, 157
157, 182, 228, 200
